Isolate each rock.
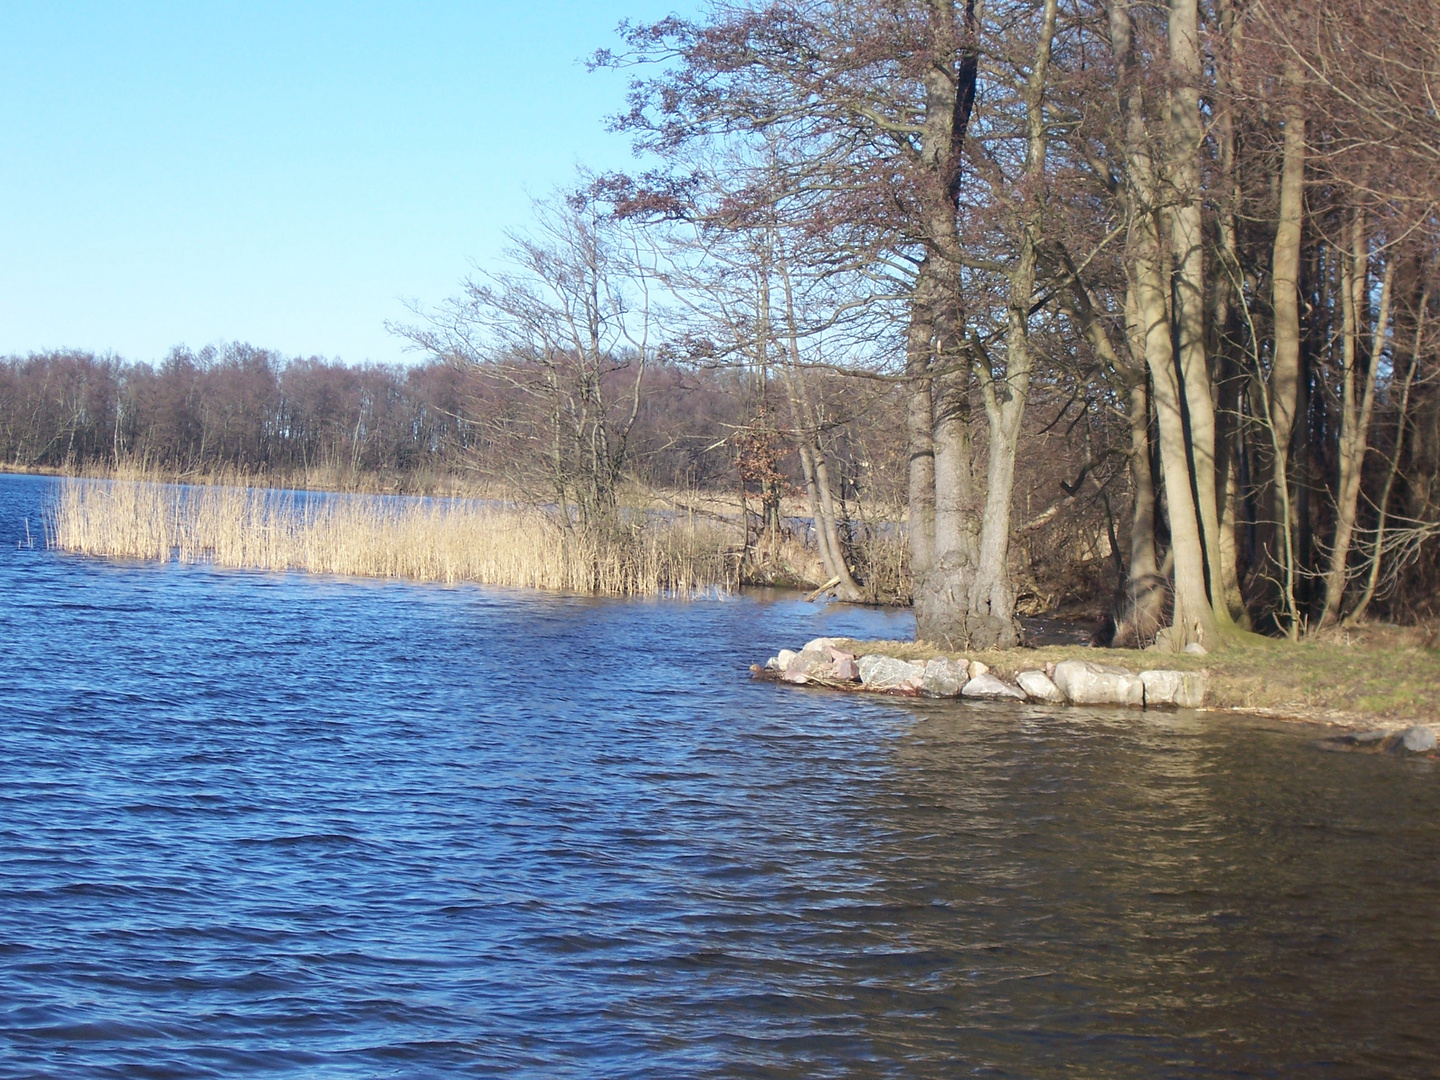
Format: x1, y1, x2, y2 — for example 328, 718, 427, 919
1016, 669, 1066, 704
969, 660, 990, 678
1174, 671, 1207, 708
1184, 641, 1209, 656
775, 649, 798, 671
1401, 725, 1437, 753
826, 647, 857, 674
788, 647, 836, 678
765, 656, 781, 671
921, 657, 968, 697
1138, 669, 1182, 706
856, 654, 886, 683
781, 668, 810, 684
961, 672, 1026, 700
857, 654, 926, 692
1043, 661, 1057, 680
803, 637, 839, 654
1052, 659, 1144, 707
1139, 669, 1209, 708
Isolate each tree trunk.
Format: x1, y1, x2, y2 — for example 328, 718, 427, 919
1168, 0, 1231, 633
776, 255, 863, 601
1211, 0, 1247, 621
1127, 380, 1159, 581
1321, 214, 1395, 625
1058, 250, 1156, 585
794, 435, 861, 599
910, 0, 985, 643
972, 0, 1056, 646
915, 0, 1053, 650
1269, 62, 1306, 481
1264, 60, 1307, 631
810, 449, 860, 596
1347, 287, 1427, 624
1146, 229, 1216, 649
1108, 0, 1216, 649
906, 294, 938, 580
932, 364, 978, 566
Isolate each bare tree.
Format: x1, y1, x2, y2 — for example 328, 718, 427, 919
398, 194, 654, 530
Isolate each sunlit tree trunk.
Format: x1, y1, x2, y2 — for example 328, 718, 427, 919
1212, 0, 1247, 621
1263, 60, 1307, 632
911, 0, 986, 641
1167, 0, 1230, 635
966, 0, 1057, 646
931, 364, 977, 569
1108, 0, 1216, 649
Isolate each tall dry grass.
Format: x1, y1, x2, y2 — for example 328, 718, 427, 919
47, 477, 741, 596
75, 457, 505, 499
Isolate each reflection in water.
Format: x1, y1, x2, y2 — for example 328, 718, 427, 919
1, 472, 1437, 1079
876, 707, 1440, 1077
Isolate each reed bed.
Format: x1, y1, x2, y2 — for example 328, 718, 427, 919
47, 478, 740, 596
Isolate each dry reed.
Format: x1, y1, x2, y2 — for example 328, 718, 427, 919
47, 477, 740, 596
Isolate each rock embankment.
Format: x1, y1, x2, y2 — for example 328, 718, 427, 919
753, 639, 1208, 709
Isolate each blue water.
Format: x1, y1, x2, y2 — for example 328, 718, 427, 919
2, 472, 1438, 1078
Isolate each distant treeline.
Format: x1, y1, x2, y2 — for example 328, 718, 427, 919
0, 344, 764, 492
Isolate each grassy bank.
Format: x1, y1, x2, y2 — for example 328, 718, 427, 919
832, 629, 1440, 727
47, 477, 739, 596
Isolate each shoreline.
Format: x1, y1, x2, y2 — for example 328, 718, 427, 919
757, 634, 1440, 733
9, 472, 1434, 728
0, 463, 69, 477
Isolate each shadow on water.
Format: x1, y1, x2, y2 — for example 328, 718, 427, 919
1, 473, 1437, 1079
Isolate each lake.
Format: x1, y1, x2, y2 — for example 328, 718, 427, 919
2, 472, 1438, 1078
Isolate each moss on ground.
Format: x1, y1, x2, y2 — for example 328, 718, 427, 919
827, 628, 1440, 727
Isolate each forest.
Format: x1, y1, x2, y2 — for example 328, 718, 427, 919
6, 0, 1440, 642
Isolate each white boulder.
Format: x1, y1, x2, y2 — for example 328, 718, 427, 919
1016, 669, 1066, 704
789, 646, 837, 678
857, 655, 926, 692
920, 657, 968, 697
1139, 669, 1208, 708
1052, 659, 1144, 707
961, 672, 1026, 700
1401, 725, 1437, 753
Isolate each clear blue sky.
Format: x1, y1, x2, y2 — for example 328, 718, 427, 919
0, 1, 691, 366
